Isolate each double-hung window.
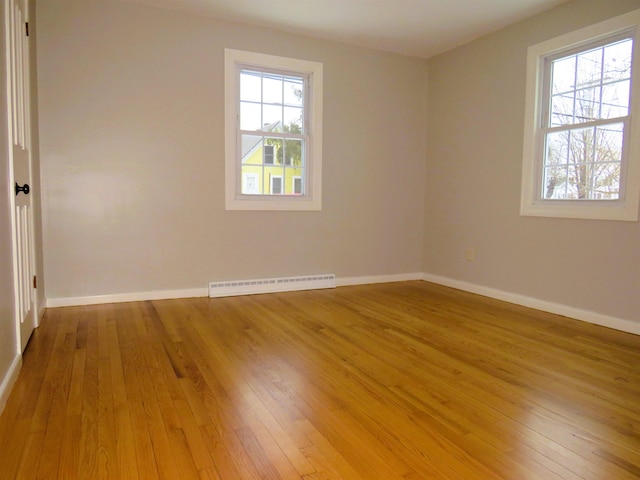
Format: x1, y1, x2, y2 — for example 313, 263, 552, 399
521, 10, 640, 221
225, 49, 323, 210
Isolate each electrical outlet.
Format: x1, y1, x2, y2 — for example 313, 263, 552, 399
465, 246, 475, 262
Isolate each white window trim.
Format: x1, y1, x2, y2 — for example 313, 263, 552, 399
521, 9, 640, 221
225, 49, 323, 211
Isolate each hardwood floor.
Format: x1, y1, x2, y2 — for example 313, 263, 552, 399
0, 281, 639, 479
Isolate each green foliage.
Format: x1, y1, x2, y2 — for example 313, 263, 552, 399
266, 122, 303, 166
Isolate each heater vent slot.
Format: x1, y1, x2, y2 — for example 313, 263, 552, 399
209, 274, 336, 298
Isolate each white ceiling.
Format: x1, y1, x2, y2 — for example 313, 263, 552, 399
117, 0, 570, 58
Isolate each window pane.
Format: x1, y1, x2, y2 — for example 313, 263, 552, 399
241, 171, 261, 194
593, 162, 621, 199
568, 127, 594, 165
550, 93, 575, 126
263, 74, 283, 104
240, 70, 261, 102
284, 76, 304, 106
284, 106, 303, 132
283, 138, 303, 167
576, 47, 603, 88
263, 104, 282, 129
593, 124, 623, 200
241, 166, 263, 194
595, 123, 623, 163
552, 55, 576, 94
240, 102, 261, 131
543, 165, 568, 199
265, 138, 283, 164
545, 131, 570, 166
241, 134, 261, 159
601, 80, 630, 118
575, 87, 601, 121
603, 39, 633, 82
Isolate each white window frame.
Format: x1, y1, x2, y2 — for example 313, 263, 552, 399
521, 10, 640, 221
225, 49, 323, 211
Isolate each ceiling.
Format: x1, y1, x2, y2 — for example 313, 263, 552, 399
117, 0, 570, 59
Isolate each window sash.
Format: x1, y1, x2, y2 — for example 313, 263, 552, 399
541, 33, 634, 130
235, 63, 310, 198
540, 117, 628, 200
536, 34, 633, 203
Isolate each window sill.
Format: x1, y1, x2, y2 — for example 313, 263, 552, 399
225, 194, 321, 211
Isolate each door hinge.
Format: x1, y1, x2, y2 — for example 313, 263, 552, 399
25, 22, 29, 37
33, 275, 36, 289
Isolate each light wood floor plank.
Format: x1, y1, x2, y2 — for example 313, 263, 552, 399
1, 281, 639, 479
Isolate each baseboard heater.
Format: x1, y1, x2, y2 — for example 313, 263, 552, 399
209, 274, 336, 298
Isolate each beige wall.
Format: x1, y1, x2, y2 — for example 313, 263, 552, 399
37, 0, 640, 327
36, 1, 428, 299
424, 0, 640, 324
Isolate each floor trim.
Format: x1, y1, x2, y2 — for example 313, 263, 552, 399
43, 273, 640, 336
337, 272, 423, 287
0, 355, 21, 415
45, 288, 209, 308
422, 273, 640, 336
45, 274, 424, 308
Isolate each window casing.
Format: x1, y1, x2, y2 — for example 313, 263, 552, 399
225, 49, 323, 210
521, 10, 640, 221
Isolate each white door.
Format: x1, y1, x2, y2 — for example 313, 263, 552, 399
5, 0, 36, 353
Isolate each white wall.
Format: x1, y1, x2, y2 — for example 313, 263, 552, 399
424, 0, 640, 326
36, 0, 428, 301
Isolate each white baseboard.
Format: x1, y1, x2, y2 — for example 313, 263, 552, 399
44, 274, 423, 308
422, 273, 640, 336
0, 355, 22, 415
45, 273, 425, 308
46, 287, 208, 308
337, 272, 423, 287
42, 273, 639, 336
